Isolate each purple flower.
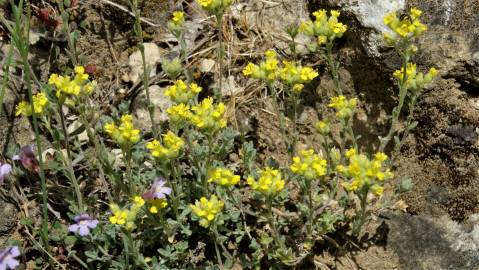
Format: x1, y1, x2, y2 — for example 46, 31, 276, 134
68, 214, 99, 236
12, 145, 39, 173
0, 246, 20, 270
142, 177, 172, 200
0, 163, 12, 185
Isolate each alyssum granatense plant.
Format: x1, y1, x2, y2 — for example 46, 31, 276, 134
1, 4, 437, 269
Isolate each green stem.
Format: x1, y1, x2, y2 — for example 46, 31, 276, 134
130, 0, 159, 138
306, 181, 314, 239
268, 84, 289, 153
203, 134, 214, 196
57, 0, 78, 65
352, 191, 368, 236
344, 117, 357, 150
379, 54, 410, 152
168, 160, 180, 220
216, 14, 224, 101
122, 148, 134, 195
212, 223, 225, 269
326, 42, 342, 96
267, 197, 285, 250
14, 0, 50, 252
290, 92, 299, 158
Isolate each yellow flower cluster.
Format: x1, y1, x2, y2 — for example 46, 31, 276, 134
315, 120, 331, 134
337, 149, 393, 196
168, 11, 185, 35
299, 10, 347, 45
15, 92, 49, 117
247, 167, 285, 197
243, 50, 279, 83
172, 11, 184, 24
279, 61, 319, 92
189, 98, 227, 133
146, 199, 168, 214
190, 195, 224, 227
104, 114, 141, 146
48, 66, 96, 99
167, 103, 192, 125
146, 131, 184, 161
165, 80, 202, 104
197, 0, 232, 14
208, 167, 240, 187
328, 95, 357, 119
383, 8, 427, 45
393, 63, 437, 91
291, 149, 328, 180
109, 196, 145, 230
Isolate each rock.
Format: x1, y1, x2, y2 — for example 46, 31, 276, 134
126, 43, 162, 84
198, 58, 216, 73
238, 0, 311, 55
0, 199, 17, 236
220, 76, 244, 97
132, 85, 172, 130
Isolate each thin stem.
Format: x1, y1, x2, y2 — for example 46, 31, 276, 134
57, 1, 78, 65
326, 42, 342, 96
168, 160, 180, 219
379, 54, 410, 152
306, 181, 314, 239
203, 134, 214, 196
212, 224, 224, 269
352, 191, 368, 236
58, 105, 72, 159
267, 197, 285, 250
268, 84, 289, 153
130, 0, 159, 138
344, 118, 357, 150
15, 0, 50, 252
290, 92, 299, 158
216, 14, 224, 101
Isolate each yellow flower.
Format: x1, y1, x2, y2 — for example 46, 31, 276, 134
247, 167, 285, 197
167, 103, 192, 125
338, 149, 393, 196
109, 196, 145, 230
299, 9, 347, 45
146, 131, 184, 161
189, 98, 227, 133
16, 92, 49, 117
172, 11, 184, 23
393, 63, 437, 90
48, 67, 96, 98
190, 195, 224, 228
328, 95, 357, 118
291, 149, 328, 180
104, 114, 141, 146
197, 0, 232, 14
315, 120, 330, 134
279, 61, 319, 92
243, 50, 279, 83
208, 167, 240, 187
165, 80, 202, 104
147, 199, 168, 214
382, 7, 427, 44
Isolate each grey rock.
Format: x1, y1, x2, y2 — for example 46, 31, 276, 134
132, 85, 172, 130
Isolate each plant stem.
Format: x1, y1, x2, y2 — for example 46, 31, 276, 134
212, 224, 224, 270
325, 42, 342, 96
168, 160, 180, 220
267, 197, 285, 250
13, 0, 50, 252
122, 148, 134, 195
216, 14, 224, 101
130, 0, 159, 138
344, 118, 357, 150
352, 191, 368, 236
203, 134, 214, 196
290, 92, 299, 158
306, 181, 314, 239
268, 84, 289, 154
379, 54, 410, 152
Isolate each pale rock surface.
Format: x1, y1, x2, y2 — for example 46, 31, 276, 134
126, 43, 162, 84
132, 85, 172, 130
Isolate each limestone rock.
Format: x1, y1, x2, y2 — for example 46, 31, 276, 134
132, 85, 172, 130
126, 43, 162, 84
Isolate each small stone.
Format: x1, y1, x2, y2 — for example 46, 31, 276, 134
221, 76, 244, 97
198, 58, 216, 73
132, 85, 172, 130
127, 43, 162, 84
